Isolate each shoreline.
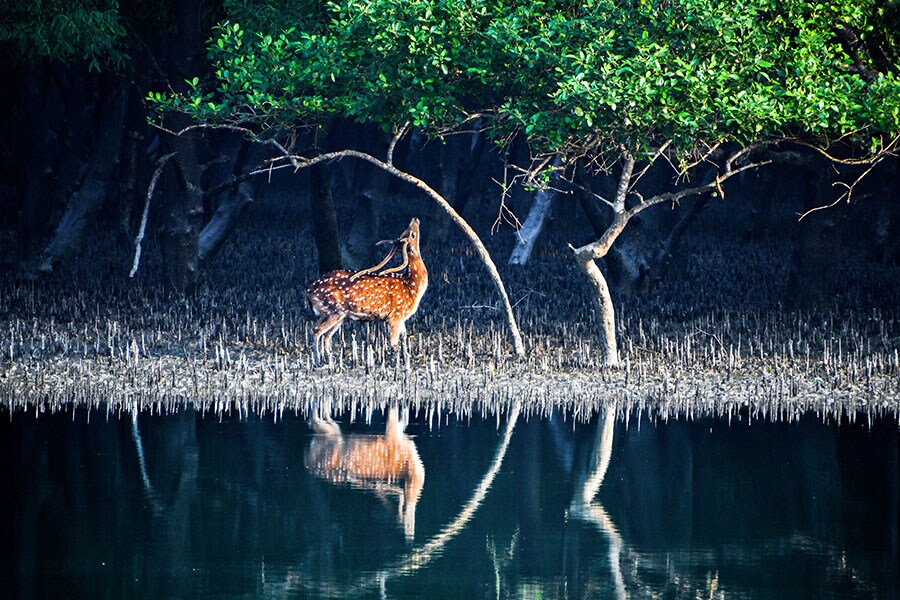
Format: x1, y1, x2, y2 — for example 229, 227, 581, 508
4, 351, 898, 422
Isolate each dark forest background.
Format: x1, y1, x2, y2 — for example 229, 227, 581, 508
1, 0, 899, 361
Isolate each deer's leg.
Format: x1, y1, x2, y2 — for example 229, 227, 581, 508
314, 311, 347, 353
387, 318, 407, 348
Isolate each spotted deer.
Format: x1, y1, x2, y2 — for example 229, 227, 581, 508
305, 406, 425, 540
306, 218, 428, 355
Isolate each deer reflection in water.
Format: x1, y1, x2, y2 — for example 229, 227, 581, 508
304, 406, 425, 540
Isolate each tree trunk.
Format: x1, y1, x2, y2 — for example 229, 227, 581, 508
156, 0, 207, 292
198, 182, 253, 264
574, 251, 619, 366
17, 65, 56, 260
509, 184, 556, 265
571, 155, 635, 367
159, 127, 204, 292
39, 81, 127, 272
787, 157, 838, 309
509, 157, 561, 266
430, 128, 487, 243
309, 163, 343, 273
341, 191, 379, 270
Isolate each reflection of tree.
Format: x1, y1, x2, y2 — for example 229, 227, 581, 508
563, 410, 888, 599
304, 405, 425, 540
568, 407, 626, 599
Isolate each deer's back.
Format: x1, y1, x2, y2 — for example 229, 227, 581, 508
307, 270, 422, 320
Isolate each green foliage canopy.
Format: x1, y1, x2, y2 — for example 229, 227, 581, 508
155, 0, 900, 161
0, 0, 129, 70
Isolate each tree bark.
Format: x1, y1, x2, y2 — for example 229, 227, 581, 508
159, 127, 204, 292
509, 156, 561, 266
198, 181, 253, 264
309, 163, 344, 273
574, 249, 620, 366
39, 82, 127, 272
156, 0, 207, 292
341, 191, 379, 270
570, 155, 635, 367
509, 183, 556, 265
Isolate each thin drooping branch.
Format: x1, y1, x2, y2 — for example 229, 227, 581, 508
167, 128, 525, 355
791, 135, 900, 166
797, 150, 893, 221
130, 152, 176, 277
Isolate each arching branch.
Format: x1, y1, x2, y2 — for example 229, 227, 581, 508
253, 149, 526, 357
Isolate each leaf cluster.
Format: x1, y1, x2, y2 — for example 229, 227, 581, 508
0, 0, 129, 71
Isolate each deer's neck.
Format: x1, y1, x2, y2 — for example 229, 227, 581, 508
406, 254, 428, 296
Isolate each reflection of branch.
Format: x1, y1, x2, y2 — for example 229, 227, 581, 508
384, 401, 520, 578
570, 501, 625, 600
131, 408, 163, 513
284, 402, 521, 598
576, 408, 616, 505
487, 528, 518, 600
569, 408, 625, 600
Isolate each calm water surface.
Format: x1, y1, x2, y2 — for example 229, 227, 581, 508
3, 403, 899, 599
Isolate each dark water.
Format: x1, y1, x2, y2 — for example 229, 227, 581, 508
3, 403, 899, 599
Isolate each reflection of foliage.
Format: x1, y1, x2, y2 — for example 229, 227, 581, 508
0, 0, 129, 70
155, 0, 900, 163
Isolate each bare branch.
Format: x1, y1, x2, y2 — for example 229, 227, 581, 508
797, 153, 888, 221
265, 137, 299, 168
677, 142, 722, 177
559, 175, 615, 210
387, 122, 410, 166
153, 121, 259, 139
791, 135, 900, 166
571, 146, 772, 261
491, 162, 523, 235
627, 140, 672, 194
130, 152, 176, 278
